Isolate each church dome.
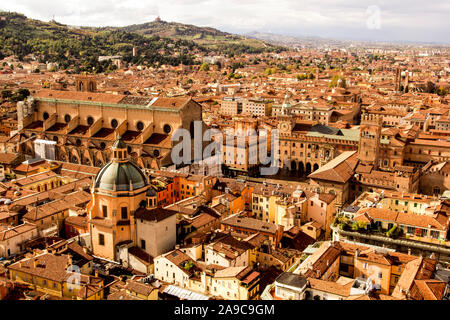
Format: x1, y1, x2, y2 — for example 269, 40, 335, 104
95, 161, 147, 192
94, 135, 147, 192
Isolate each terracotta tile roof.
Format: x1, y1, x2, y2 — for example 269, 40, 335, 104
12, 171, 57, 187
34, 89, 125, 104
214, 266, 248, 278
128, 246, 153, 265
308, 151, 357, 183
221, 215, 280, 235
0, 222, 37, 241
210, 233, 252, 260
191, 212, 217, 229
150, 97, 191, 109
8, 252, 102, 285
0, 153, 21, 165
392, 257, 437, 299
135, 207, 177, 222
65, 215, 88, 229
356, 207, 449, 231
308, 277, 353, 297
56, 162, 101, 176
304, 245, 341, 278
23, 190, 91, 221
412, 279, 446, 300
318, 193, 336, 204
163, 249, 197, 276
125, 279, 156, 297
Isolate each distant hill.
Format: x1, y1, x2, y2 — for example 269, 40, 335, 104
245, 31, 346, 48
101, 19, 283, 54
0, 12, 285, 72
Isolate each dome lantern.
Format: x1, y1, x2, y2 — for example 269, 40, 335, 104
112, 134, 127, 161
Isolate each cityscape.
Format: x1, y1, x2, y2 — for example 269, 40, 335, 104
0, 1, 449, 304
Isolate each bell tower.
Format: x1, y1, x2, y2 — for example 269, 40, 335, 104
358, 114, 382, 168
75, 75, 97, 92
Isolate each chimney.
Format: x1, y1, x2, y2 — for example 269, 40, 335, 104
83, 247, 88, 254
408, 248, 411, 255
33, 259, 38, 268
95, 270, 98, 278
355, 248, 359, 259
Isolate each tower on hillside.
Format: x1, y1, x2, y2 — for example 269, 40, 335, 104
358, 114, 382, 168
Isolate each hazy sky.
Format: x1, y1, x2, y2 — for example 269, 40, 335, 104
1, 0, 449, 43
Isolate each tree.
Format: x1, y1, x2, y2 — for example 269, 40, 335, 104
200, 62, 210, 71
263, 68, 275, 76
437, 86, 448, 97
329, 74, 346, 88
184, 261, 195, 270
10, 88, 30, 102
1, 89, 12, 100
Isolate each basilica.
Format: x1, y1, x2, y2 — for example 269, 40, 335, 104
87, 135, 177, 271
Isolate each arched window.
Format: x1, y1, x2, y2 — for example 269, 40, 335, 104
111, 119, 118, 128
43, 112, 49, 120
136, 121, 144, 131
64, 114, 71, 123
87, 116, 94, 126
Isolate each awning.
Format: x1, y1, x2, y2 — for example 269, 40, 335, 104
163, 285, 210, 300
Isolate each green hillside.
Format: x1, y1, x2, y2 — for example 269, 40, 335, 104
0, 12, 284, 73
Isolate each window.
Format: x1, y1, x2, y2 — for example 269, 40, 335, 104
141, 239, 146, 250
102, 205, 108, 218
98, 233, 105, 246
163, 124, 172, 134
430, 230, 440, 239
121, 207, 127, 220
